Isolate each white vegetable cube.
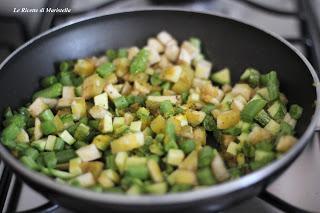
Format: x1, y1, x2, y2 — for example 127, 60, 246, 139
276, 135, 297, 152
100, 113, 113, 133
45, 135, 56, 151
76, 144, 101, 162
28, 98, 48, 117
94, 92, 108, 109
130, 121, 142, 132
181, 41, 199, 59
167, 149, 185, 166
211, 153, 230, 182
147, 38, 164, 53
69, 158, 82, 175
105, 84, 121, 100
75, 173, 95, 187
89, 105, 108, 119
195, 60, 212, 79
187, 92, 200, 103
145, 47, 161, 65
62, 86, 75, 98
178, 48, 192, 65
231, 95, 247, 111
231, 84, 252, 101
57, 98, 73, 108
115, 152, 128, 174
134, 81, 150, 94
164, 65, 182, 83
283, 113, 297, 128
157, 31, 174, 45
59, 130, 76, 145
40, 98, 58, 108
165, 44, 179, 62
104, 169, 120, 183
113, 117, 125, 128
127, 46, 140, 60
174, 114, 188, 127
158, 55, 172, 70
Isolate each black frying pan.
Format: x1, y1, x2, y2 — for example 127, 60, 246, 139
0, 10, 319, 212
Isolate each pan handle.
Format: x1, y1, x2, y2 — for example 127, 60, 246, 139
258, 190, 312, 213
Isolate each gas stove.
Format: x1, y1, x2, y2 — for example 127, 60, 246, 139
0, 0, 320, 212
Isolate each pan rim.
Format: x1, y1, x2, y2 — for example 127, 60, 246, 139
0, 8, 319, 206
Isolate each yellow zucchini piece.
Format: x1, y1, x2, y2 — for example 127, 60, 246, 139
185, 110, 206, 126
92, 135, 112, 151
74, 59, 95, 77
168, 170, 197, 185
111, 132, 144, 153
217, 110, 240, 129
71, 97, 87, 120
150, 115, 166, 134
179, 150, 198, 171
82, 74, 105, 100
147, 159, 163, 183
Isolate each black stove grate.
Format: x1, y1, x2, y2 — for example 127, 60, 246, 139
0, 0, 319, 212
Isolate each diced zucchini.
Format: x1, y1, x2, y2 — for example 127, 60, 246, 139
179, 150, 198, 171
231, 84, 252, 101
226, 141, 238, 156
217, 110, 240, 129
289, 104, 303, 120
195, 60, 212, 79
240, 68, 260, 87
168, 169, 197, 185
71, 97, 87, 120
59, 130, 76, 145
255, 110, 271, 126
185, 110, 206, 126
147, 159, 163, 182
69, 157, 82, 175
150, 115, 166, 134
28, 98, 48, 117
16, 129, 30, 143
264, 119, 280, 135
45, 135, 56, 151
145, 182, 167, 195
75, 172, 96, 187
248, 126, 272, 144
211, 68, 230, 85
31, 139, 46, 151
241, 99, 267, 122
267, 101, 286, 121
82, 74, 105, 100
92, 135, 112, 151
130, 121, 142, 132
211, 153, 230, 182
115, 152, 128, 174
99, 113, 113, 133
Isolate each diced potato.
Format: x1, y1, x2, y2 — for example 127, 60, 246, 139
92, 135, 112, 151
74, 59, 95, 77
195, 60, 212, 79
57, 98, 73, 108
185, 110, 206, 126
231, 84, 252, 101
178, 48, 192, 65
231, 95, 247, 111
179, 125, 194, 139
104, 169, 120, 183
82, 74, 105, 100
146, 96, 179, 109
59, 130, 76, 145
283, 113, 297, 128
45, 135, 56, 151
200, 84, 224, 104
113, 117, 125, 128
187, 92, 200, 103
164, 66, 182, 83
99, 113, 113, 133
76, 144, 102, 162
172, 65, 194, 93
167, 149, 185, 166
94, 92, 108, 109
53, 115, 64, 132
75, 172, 96, 187
115, 152, 128, 174
222, 135, 236, 147
89, 105, 108, 119
158, 55, 172, 70
98, 171, 114, 188
192, 78, 210, 89
28, 98, 48, 117
179, 151, 198, 171
147, 159, 163, 183
148, 38, 164, 53
193, 127, 206, 146
16, 129, 29, 143
248, 126, 272, 144
174, 114, 188, 127
124, 112, 134, 125
276, 135, 297, 153
111, 132, 144, 153
128, 46, 140, 60
126, 156, 147, 167
150, 115, 166, 133
157, 31, 174, 45
211, 153, 230, 182
71, 97, 87, 120
165, 44, 179, 62
80, 161, 104, 178
104, 84, 121, 100
121, 81, 132, 95
264, 119, 280, 135
145, 46, 161, 65
181, 41, 199, 59
134, 81, 151, 95
217, 110, 240, 129
168, 169, 197, 185
34, 118, 43, 140
69, 158, 82, 175
62, 86, 75, 99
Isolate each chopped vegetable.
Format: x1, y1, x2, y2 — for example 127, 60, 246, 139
1, 32, 302, 194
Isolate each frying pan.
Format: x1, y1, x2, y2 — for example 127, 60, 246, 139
0, 9, 319, 212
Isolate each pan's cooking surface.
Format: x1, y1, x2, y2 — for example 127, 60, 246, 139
0, 0, 319, 212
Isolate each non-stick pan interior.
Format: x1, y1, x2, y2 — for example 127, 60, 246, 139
0, 11, 315, 137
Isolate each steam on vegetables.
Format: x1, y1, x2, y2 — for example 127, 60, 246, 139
1, 31, 303, 195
